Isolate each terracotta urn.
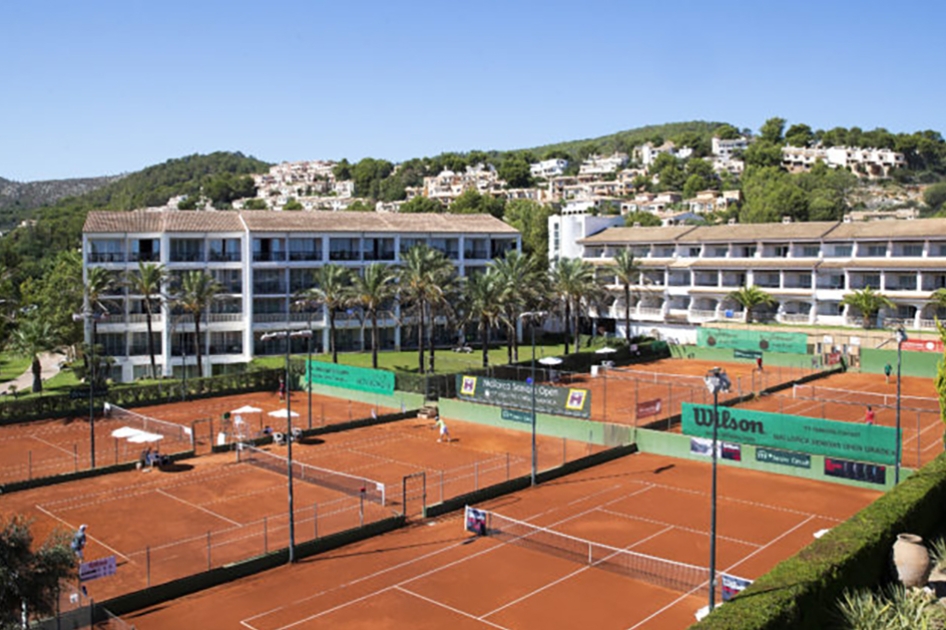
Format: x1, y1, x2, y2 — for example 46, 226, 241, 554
893, 533, 931, 588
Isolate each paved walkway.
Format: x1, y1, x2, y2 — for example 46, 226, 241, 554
4, 352, 64, 393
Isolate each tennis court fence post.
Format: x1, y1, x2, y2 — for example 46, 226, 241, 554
146, 546, 151, 587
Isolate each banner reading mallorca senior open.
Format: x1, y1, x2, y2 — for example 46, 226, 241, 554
681, 403, 897, 465
305, 361, 395, 396
456, 375, 592, 418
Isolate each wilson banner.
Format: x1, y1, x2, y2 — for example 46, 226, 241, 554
456, 375, 591, 418
698, 327, 808, 354
681, 403, 897, 465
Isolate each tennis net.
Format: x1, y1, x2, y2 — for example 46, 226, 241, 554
238, 444, 386, 506
481, 509, 711, 595
609, 367, 705, 386
110, 405, 193, 447
792, 384, 939, 410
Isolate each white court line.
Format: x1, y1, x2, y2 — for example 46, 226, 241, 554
156, 489, 242, 526
34, 504, 132, 562
481, 525, 675, 620
625, 513, 818, 630
396, 586, 510, 629
596, 508, 762, 548
30, 435, 78, 457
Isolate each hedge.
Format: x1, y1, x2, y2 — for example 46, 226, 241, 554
691, 452, 946, 629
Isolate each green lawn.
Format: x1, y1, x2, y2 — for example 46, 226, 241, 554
250, 339, 611, 374
0, 355, 32, 384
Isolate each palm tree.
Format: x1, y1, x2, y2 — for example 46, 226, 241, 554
491, 251, 544, 363
397, 244, 452, 373
349, 264, 397, 369
83, 267, 115, 385
125, 262, 167, 379
926, 288, 946, 323
465, 269, 507, 368
7, 316, 60, 393
841, 286, 895, 329
426, 263, 461, 374
550, 258, 598, 354
302, 264, 351, 364
611, 248, 642, 342
174, 270, 222, 376
726, 285, 777, 323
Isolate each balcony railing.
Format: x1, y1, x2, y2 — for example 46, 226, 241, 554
918, 319, 938, 329
780, 313, 811, 324
328, 251, 360, 261
129, 252, 160, 263
252, 283, 287, 294
689, 309, 717, 321
253, 252, 286, 262
253, 313, 290, 323
169, 252, 205, 263
464, 249, 489, 260
637, 307, 664, 318
208, 313, 243, 323
363, 252, 396, 261
209, 252, 241, 262
128, 314, 162, 324
288, 251, 322, 262
88, 252, 125, 263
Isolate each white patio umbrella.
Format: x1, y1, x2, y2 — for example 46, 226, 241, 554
231, 405, 262, 415
268, 409, 300, 419
538, 357, 563, 366
127, 432, 164, 444
110, 426, 140, 439
595, 347, 617, 355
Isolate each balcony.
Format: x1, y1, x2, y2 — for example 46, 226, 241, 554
464, 249, 489, 260
689, 309, 717, 322
253, 313, 290, 323
208, 313, 243, 323
288, 251, 322, 262
252, 283, 287, 295
88, 252, 126, 263
328, 251, 360, 261
128, 314, 163, 324
129, 252, 160, 263
209, 251, 241, 262
779, 313, 811, 324
363, 251, 396, 261
253, 252, 286, 263
169, 252, 205, 263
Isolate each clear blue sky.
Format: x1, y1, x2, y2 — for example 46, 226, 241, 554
3, 0, 944, 181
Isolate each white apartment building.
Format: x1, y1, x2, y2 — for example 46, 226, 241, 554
578, 153, 629, 175
711, 136, 749, 160
782, 146, 906, 178
530, 158, 569, 179
576, 218, 946, 337
548, 212, 624, 263
82, 210, 520, 382
635, 142, 693, 168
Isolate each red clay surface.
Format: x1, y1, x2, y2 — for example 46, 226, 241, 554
128, 452, 880, 630
0, 416, 599, 606
0, 390, 404, 485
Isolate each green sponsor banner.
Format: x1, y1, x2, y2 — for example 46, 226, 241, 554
305, 361, 394, 396
456, 375, 591, 418
698, 327, 808, 355
733, 349, 763, 360
501, 408, 534, 424
756, 447, 811, 469
681, 403, 896, 465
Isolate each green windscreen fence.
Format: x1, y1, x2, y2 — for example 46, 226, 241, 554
305, 361, 395, 395
681, 403, 897, 465
697, 327, 808, 354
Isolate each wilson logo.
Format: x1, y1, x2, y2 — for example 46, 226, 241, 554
691, 406, 765, 435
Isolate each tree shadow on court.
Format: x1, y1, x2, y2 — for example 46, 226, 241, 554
158, 462, 194, 473
298, 534, 471, 563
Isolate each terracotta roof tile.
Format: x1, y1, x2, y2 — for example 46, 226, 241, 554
84, 209, 518, 235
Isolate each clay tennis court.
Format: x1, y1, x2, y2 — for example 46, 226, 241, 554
127, 451, 880, 630
0, 389, 405, 485
735, 371, 944, 468
0, 414, 600, 606
560, 357, 812, 426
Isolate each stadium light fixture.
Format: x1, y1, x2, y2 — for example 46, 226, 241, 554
703, 366, 730, 612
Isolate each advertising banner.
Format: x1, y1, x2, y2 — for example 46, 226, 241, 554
689, 437, 742, 461
79, 556, 117, 582
756, 447, 811, 469
682, 403, 897, 465
457, 375, 591, 418
636, 398, 662, 418
305, 361, 395, 395
721, 574, 753, 602
824, 457, 887, 485
698, 327, 808, 354
901, 339, 944, 353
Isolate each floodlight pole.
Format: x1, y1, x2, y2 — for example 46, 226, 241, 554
896, 327, 906, 484
704, 366, 728, 612
521, 311, 546, 486
74, 312, 99, 469
262, 330, 296, 563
